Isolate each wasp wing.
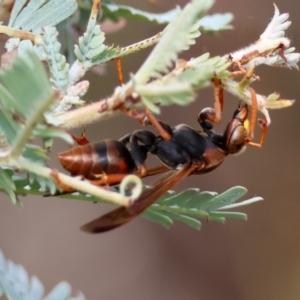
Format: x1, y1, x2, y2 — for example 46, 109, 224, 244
143, 164, 171, 177
80, 163, 198, 233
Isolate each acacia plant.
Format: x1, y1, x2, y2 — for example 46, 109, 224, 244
0, 0, 298, 231
0, 0, 299, 298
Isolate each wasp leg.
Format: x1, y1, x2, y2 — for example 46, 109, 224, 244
115, 57, 124, 85
140, 111, 173, 141
119, 106, 146, 120
247, 118, 267, 148
244, 87, 267, 148
118, 133, 132, 145
114, 56, 171, 140
212, 76, 223, 122
129, 130, 156, 171
89, 173, 132, 186
143, 108, 172, 141
119, 130, 155, 172
51, 169, 77, 193
198, 75, 223, 129
120, 131, 171, 177
246, 87, 258, 142
198, 107, 218, 128
88, 164, 169, 186
46, 164, 171, 197
115, 58, 147, 120
238, 66, 259, 143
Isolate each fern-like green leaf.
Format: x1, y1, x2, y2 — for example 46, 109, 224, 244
33, 125, 73, 145
0, 161, 60, 206
0, 111, 21, 145
0, 51, 52, 119
142, 209, 173, 228
0, 249, 85, 300
75, 0, 233, 73
22, 144, 49, 163
134, 0, 214, 84
9, 0, 78, 34
101, 4, 178, 24
43, 282, 85, 300
7, 0, 26, 27
199, 186, 248, 211
0, 52, 75, 203
100, 3, 233, 34
74, 21, 106, 63
142, 186, 263, 229
197, 13, 234, 33
40, 26, 69, 91
162, 211, 202, 229
27, 172, 59, 195
0, 52, 71, 150
23, 184, 263, 231
0, 167, 22, 207
136, 80, 194, 114
88, 45, 122, 66
179, 55, 231, 88
136, 54, 230, 111
13, 174, 48, 197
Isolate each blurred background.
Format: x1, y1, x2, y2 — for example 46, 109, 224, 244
1, 0, 300, 299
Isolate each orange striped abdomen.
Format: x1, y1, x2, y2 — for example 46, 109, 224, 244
57, 140, 136, 180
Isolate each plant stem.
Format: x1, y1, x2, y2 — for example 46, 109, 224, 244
58, 82, 135, 130
90, 0, 101, 20
118, 31, 163, 57
11, 91, 58, 158
0, 25, 37, 42
16, 157, 132, 207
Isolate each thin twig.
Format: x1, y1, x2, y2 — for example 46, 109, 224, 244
118, 31, 163, 57
90, 0, 102, 21
11, 91, 59, 158
16, 157, 132, 207
58, 81, 135, 130
0, 25, 38, 42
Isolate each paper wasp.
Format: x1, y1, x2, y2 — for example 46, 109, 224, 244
57, 85, 266, 233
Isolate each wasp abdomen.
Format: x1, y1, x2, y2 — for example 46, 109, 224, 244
57, 140, 136, 180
